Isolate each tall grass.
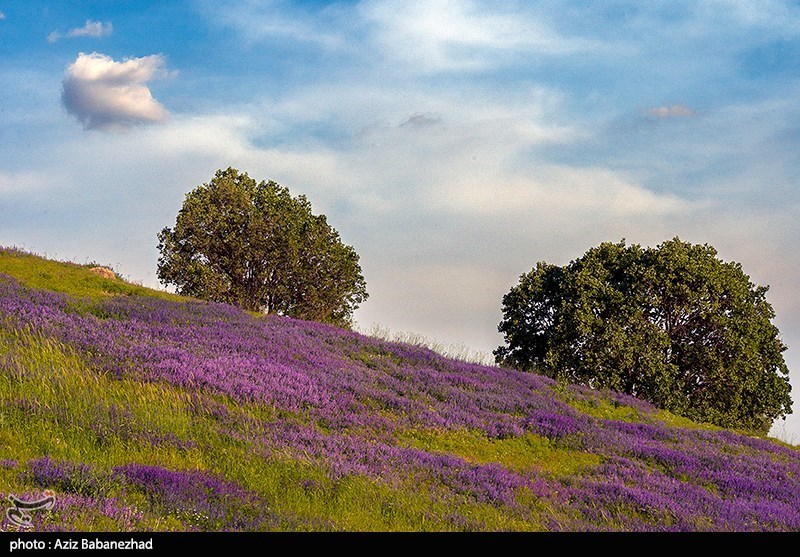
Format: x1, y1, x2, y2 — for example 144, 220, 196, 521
0, 328, 550, 531
359, 323, 496, 367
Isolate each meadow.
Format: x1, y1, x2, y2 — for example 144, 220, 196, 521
0, 247, 798, 531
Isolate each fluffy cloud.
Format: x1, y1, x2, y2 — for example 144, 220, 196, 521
48, 20, 112, 43
61, 52, 171, 131
647, 104, 696, 118
0, 11, 5, 20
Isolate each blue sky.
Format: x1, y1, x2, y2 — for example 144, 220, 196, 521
2, 0, 800, 442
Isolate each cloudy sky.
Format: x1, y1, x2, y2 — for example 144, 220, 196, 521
1, 1, 799, 442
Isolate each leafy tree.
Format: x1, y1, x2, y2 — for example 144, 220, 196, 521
495, 238, 792, 434
157, 167, 368, 327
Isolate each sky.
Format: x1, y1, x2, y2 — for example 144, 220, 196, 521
1, 0, 799, 443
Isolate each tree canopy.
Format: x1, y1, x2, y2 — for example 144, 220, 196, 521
494, 238, 792, 434
157, 167, 368, 327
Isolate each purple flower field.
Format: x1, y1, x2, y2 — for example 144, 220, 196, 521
1, 270, 799, 531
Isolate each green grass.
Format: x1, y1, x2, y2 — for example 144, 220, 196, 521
652, 409, 720, 431
397, 427, 601, 479
0, 328, 205, 469
563, 393, 644, 423
0, 247, 182, 302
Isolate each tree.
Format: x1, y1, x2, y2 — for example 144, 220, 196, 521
495, 238, 792, 434
157, 167, 368, 327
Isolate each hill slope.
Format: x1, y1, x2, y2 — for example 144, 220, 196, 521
0, 247, 798, 531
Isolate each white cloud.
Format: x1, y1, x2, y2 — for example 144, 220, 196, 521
699, 0, 800, 32
647, 104, 696, 118
202, 1, 598, 73
0, 170, 52, 194
431, 165, 697, 216
267, 83, 676, 220
48, 20, 112, 43
200, 0, 344, 48
0, 11, 5, 20
68, 20, 113, 38
61, 52, 171, 131
361, 0, 597, 73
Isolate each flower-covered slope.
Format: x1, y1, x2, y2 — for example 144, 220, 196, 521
0, 250, 798, 531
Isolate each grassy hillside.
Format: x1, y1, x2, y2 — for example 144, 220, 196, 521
0, 247, 183, 302
0, 247, 798, 531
